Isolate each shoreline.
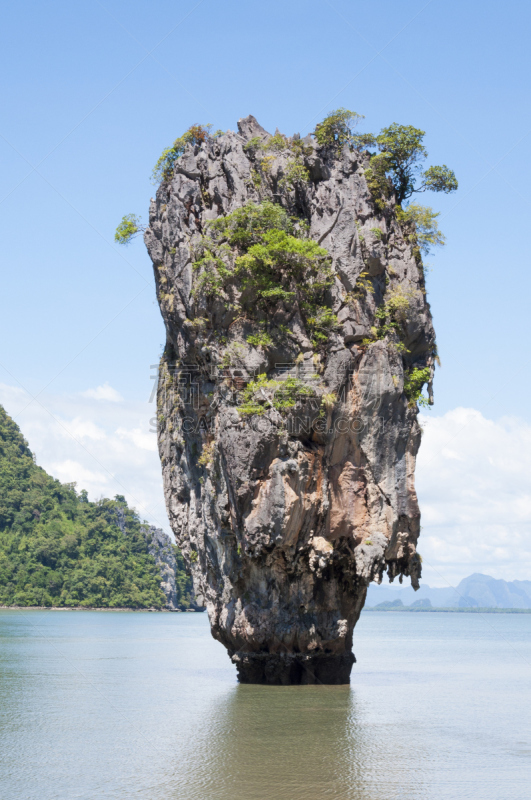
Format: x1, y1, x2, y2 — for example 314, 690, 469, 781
2, 605, 528, 614
0, 605, 205, 613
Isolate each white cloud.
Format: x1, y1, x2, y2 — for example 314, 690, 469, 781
81, 383, 123, 402
417, 407, 531, 585
116, 426, 157, 451
59, 416, 107, 441
49, 460, 108, 492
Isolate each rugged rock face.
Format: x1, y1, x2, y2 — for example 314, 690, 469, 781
116, 510, 198, 610
145, 116, 436, 683
143, 524, 203, 611
143, 525, 180, 609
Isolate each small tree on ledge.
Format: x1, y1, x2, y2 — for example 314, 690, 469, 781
114, 214, 145, 245
353, 122, 458, 205
313, 111, 458, 206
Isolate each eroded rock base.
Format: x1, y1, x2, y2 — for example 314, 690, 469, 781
231, 651, 356, 685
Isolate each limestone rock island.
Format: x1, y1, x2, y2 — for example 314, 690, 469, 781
145, 115, 437, 684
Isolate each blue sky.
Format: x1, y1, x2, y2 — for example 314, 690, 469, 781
1, 0, 531, 584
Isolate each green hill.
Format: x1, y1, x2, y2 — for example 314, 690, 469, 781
0, 404, 191, 608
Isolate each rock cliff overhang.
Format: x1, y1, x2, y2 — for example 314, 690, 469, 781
145, 115, 435, 684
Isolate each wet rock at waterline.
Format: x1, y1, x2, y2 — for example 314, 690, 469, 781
145, 116, 435, 684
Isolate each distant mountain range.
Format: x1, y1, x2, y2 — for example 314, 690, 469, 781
365, 573, 531, 610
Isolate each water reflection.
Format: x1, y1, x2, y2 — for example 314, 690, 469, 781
2, 612, 529, 800
175, 685, 384, 800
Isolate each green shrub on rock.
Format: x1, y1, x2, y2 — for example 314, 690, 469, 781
404, 366, 432, 407
397, 203, 446, 256
114, 214, 145, 245
238, 374, 316, 416
313, 108, 364, 148
152, 123, 212, 184
279, 160, 310, 190
191, 201, 336, 347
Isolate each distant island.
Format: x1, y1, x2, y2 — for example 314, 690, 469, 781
365, 573, 531, 612
0, 404, 196, 610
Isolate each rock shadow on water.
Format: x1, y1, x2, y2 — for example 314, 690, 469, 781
173, 684, 383, 800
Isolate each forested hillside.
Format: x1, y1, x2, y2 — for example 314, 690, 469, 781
0, 404, 192, 608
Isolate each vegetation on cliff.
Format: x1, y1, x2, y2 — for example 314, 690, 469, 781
116, 110, 456, 416
151, 123, 214, 184
114, 213, 145, 245
192, 200, 338, 348
0, 405, 191, 608
312, 108, 458, 206
124, 109, 453, 253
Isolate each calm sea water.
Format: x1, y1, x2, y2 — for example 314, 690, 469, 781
0, 609, 529, 800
